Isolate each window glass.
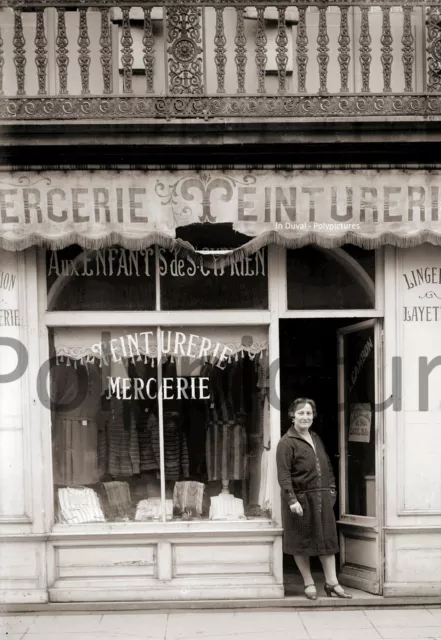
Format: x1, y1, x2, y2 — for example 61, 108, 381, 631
46, 243, 268, 311
50, 325, 271, 523
159, 248, 268, 310
342, 324, 376, 517
46, 245, 156, 311
287, 246, 376, 310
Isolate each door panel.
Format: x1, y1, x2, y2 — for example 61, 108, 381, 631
337, 319, 383, 595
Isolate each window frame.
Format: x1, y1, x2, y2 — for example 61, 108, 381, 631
40, 246, 273, 531
279, 246, 385, 318
38, 243, 384, 534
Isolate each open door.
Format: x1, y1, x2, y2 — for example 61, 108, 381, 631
337, 320, 383, 595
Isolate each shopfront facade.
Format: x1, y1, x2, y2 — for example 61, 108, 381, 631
1, 167, 441, 605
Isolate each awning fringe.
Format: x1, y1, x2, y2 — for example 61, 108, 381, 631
3, 230, 441, 267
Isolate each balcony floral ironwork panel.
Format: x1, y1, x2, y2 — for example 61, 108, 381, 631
0, 1, 438, 121
0, 19, 4, 95
427, 7, 441, 93
234, 8, 247, 94
13, 9, 26, 96
35, 9, 48, 95
99, 8, 113, 94
77, 8, 91, 95
214, 7, 227, 94
143, 8, 155, 94
166, 7, 204, 95
255, 7, 267, 94
56, 8, 69, 95
296, 7, 308, 93
380, 6, 393, 93
338, 7, 350, 93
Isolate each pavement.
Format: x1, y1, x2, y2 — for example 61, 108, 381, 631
1, 608, 441, 640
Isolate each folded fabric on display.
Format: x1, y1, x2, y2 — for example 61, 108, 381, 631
102, 481, 132, 519
58, 487, 106, 524
209, 494, 246, 521
135, 498, 173, 521
173, 481, 205, 516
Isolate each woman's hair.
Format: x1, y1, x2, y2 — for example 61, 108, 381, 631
288, 397, 317, 419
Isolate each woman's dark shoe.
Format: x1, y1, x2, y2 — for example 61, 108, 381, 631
304, 584, 317, 600
324, 583, 352, 599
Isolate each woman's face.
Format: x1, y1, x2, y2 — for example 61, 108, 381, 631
291, 403, 314, 430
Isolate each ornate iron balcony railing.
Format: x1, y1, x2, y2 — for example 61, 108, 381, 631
0, 1, 440, 121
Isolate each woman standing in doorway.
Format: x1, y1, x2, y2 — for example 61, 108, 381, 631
276, 397, 352, 600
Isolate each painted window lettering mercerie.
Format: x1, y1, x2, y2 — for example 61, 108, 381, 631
106, 376, 210, 401
0, 309, 20, 326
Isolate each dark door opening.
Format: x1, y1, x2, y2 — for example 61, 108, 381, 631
279, 317, 379, 596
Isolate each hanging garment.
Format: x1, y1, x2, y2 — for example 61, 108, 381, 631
173, 481, 205, 516
256, 351, 270, 390
182, 401, 206, 477
205, 362, 247, 482
58, 487, 105, 524
248, 385, 269, 506
102, 481, 132, 519
150, 412, 190, 481
135, 498, 173, 521
206, 421, 247, 482
52, 360, 103, 418
107, 396, 140, 476
53, 418, 105, 486
139, 411, 159, 472
261, 389, 271, 450
52, 361, 105, 485
258, 449, 275, 514
258, 393, 273, 513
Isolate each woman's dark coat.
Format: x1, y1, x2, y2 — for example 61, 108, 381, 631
276, 428, 339, 556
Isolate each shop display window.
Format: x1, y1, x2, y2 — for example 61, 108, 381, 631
287, 246, 376, 310
50, 325, 271, 524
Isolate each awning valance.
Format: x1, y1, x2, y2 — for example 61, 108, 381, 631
2, 169, 441, 261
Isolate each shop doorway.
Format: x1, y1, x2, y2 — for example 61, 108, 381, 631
280, 318, 383, 597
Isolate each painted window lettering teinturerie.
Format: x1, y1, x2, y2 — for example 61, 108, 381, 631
3, 170, 441, 249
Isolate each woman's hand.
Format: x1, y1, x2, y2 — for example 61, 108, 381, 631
289, 501, 303, 516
